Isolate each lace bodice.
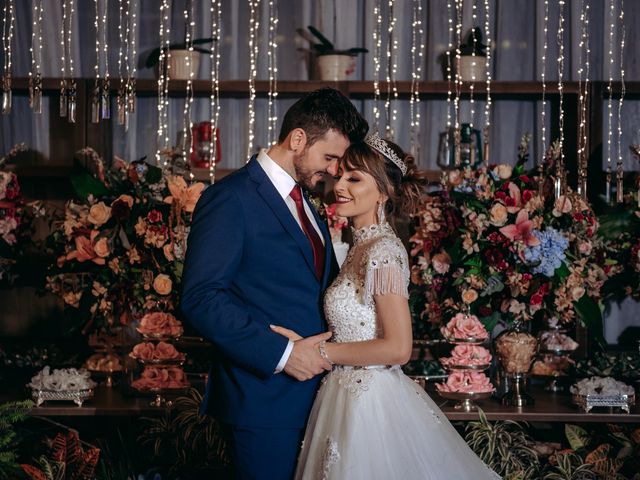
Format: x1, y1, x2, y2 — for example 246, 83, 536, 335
324, 222, 409, 343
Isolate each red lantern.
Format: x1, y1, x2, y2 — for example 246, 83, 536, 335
190, 121, 221, 168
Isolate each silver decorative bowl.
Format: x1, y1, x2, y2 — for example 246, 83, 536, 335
571, 393, 635, 413
31, 388, 94, 407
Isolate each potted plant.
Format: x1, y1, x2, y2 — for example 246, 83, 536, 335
457, 27, 488, 82
144, 37, 216, 80
298, 26, 367, 81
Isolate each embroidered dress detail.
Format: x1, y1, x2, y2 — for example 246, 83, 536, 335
319, 438, 340, 480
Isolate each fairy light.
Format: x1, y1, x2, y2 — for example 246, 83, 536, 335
469, 1, 478, 129
62, 0, 77, 123
616, 0, 625, 203
482, 0, 492, 166
453, 0, 463, 166
445, 0, 453, 131
99, 0, 109, 120
538, 0, 549, 190
605, 0, 616, 203
182, 0, 196, 179
577, 1, 590, 198
247, 0, 260, 158
1, 0, 14, 115
91, 0, 102, 123
115, 0, 125, 124
384, 0, 398, 139
209, 0, 222, 183
372, 0, 382, 132
156, 0, 171, 166
59, 0, 68, 117
29, 0, 44, 113
409, 0, 424, 157
125, 0, 138, 128
554, 0, 566, 199
266, 0, 279, 147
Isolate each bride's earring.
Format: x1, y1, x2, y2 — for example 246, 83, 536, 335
377, 202, 386, 224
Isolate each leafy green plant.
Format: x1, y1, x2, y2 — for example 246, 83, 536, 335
0, 400, 33, 480
464, 409, 540, 479
139, 388, 228, 477
542, 451, 597, 480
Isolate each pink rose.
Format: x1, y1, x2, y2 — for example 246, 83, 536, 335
131, 342, 155, 361
442, 345, 492, 367
441, 313, 488, 340
463, 372, 494, 393
154, 342, 183, 360
436, 371, 467, 392
137, 312, 184, 337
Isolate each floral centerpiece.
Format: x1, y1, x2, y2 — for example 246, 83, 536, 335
410, 137, 607, 345
45, 148, 205, 335
0, 144, 44, 284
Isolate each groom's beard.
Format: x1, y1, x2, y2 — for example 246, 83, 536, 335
294, 152, 323, 190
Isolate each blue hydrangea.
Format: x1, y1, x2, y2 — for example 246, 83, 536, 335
523, 228, 569, 277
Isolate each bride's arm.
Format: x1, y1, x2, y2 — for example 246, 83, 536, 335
270, 293, 413, 367
322, 293, 413, 366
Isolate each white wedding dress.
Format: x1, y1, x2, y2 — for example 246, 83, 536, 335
295, 223, 500, 480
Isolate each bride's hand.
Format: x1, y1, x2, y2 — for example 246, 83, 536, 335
269, 325, 303, 341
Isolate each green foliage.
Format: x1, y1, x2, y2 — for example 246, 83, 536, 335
0, 400, 33, 480
542, 452, 597, 480
464, 409, 540, 479
139, 388, 229, 477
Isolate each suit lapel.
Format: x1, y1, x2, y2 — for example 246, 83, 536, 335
248, 158, 318, 279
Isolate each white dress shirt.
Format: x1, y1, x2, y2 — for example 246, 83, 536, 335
256, 150, 325, 373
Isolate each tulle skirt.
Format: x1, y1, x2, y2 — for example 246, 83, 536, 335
295, 366, 501, 480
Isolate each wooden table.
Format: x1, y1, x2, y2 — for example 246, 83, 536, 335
5, 386, 637, 424
429, 386, 640, 423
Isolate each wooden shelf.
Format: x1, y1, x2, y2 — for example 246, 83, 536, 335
3, 384, 636, 423
430, 385, 640, 423
11, 78, 591, 99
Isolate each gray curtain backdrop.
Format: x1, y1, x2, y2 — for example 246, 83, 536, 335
1, 0, 639, 171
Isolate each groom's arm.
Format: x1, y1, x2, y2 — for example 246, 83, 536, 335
181, 185, 289, 380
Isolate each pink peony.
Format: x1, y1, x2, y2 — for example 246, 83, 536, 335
137, 312, 184, 337
441, 344, 492, 367
440, 313, 488, 340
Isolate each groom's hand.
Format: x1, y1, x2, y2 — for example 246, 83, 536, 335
283, 331, 333, 381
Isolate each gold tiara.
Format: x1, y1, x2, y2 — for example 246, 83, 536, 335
364, 132, 407, 176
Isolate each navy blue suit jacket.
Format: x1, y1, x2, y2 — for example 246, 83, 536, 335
180, 156, 338, 428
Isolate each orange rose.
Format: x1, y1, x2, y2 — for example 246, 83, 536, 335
153, 274, 172, 295
88, 202, 111, 226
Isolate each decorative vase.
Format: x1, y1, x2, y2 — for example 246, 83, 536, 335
494, 323, 537, 406
167, 49, 201, 80
457, 55, 487, 82
531, 319, 578, 392
315, 54, 356, 81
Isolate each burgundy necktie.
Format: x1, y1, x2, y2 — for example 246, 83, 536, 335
290, 185, 325, 280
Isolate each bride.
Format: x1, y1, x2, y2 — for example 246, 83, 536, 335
271, 133, 500, 479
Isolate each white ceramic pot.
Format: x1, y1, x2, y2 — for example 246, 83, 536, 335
458, 55, 487, 82
167, 50, 201, 80
316, 54, 356, 81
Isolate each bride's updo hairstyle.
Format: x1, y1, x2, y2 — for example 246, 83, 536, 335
341, 135, 427, 230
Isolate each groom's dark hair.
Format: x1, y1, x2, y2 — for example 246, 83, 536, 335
278, 88, 368, 146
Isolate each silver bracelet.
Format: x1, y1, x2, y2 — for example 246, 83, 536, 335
318, 340, 334, 365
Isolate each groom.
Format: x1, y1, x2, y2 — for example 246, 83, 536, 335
181, 88, 368, 479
